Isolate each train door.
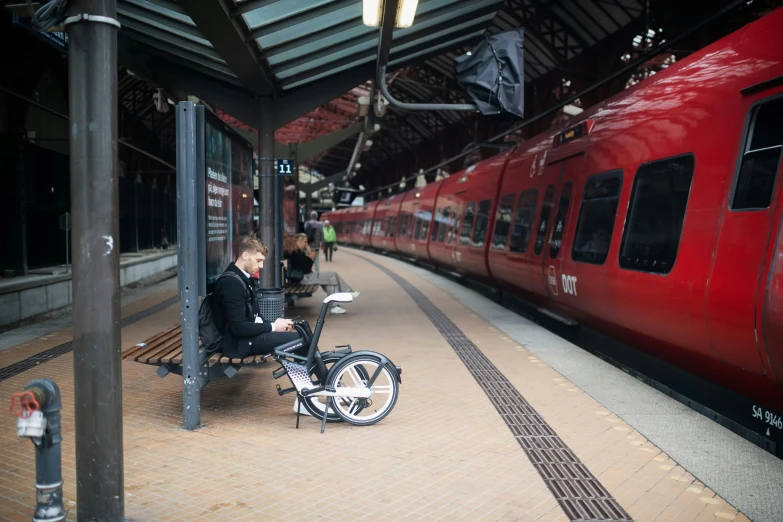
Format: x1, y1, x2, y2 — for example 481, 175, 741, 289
541, 155, 583, 306
707, 96, 783, 373
758, 96, 783, 386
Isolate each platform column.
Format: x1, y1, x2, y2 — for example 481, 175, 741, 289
66, 0, 124, 519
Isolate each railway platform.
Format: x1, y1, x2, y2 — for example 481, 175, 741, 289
1, 248, 781, 522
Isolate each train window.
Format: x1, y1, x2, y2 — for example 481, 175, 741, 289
572, 171, 623, 265
509, 189, 538, 254
534, 186, 556, 255
460, 202, 476, 245
414, 216, 423, 240
732, 98, 783, 210
388, 216, 396, 238
549, 182, 573, 258
491, 194, 516, 250
471, 200, 492, 247
620, 154, 694, 274
420, 210, 430, 241
431, 208, 442, 242
399, 212, 407, 237
438, 207, 450, 242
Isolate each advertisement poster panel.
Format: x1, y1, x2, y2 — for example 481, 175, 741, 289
205, 114, 254, 288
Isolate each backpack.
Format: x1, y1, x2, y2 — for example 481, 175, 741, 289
198, 271, 251, 353
305, 222, 317, 244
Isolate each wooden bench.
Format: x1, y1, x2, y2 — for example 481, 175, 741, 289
122, 324, 272, 383
284, 283, 320, 305
280, 262, 320, 306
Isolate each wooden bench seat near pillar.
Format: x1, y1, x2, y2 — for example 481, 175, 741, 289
284, 284, 320, 297
121, 324, 273, 384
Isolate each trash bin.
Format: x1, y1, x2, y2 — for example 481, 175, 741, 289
257, 288, 285, 323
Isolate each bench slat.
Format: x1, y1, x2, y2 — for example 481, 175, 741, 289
138, 336, 183, 364
285, 284, 319, 294
157, 343, 185, 365
130, 331, 183, 362
122, 325, 181, 360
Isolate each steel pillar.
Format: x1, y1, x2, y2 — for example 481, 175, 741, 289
258, 99, 276, 289
66, 0, 124, 519
176, 102, 202, 430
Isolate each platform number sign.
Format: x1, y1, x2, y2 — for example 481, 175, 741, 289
276, 158, 295, 176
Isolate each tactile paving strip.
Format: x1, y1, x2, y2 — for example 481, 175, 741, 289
359, 255, 632, 522
0, 295, 180, 383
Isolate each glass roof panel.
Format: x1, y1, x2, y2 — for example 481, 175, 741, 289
131, 0, 193, 24
242, 0, 339, 30
283, 56, 375, 90
256, 0, 469, 52
273, 7, 496, 78
267, 25, 374, 66
118, 7, 214, 48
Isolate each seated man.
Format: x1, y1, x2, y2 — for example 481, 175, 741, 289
213, 236, 301, 359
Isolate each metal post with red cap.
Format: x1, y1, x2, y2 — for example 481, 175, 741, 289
9, 378, 66, 522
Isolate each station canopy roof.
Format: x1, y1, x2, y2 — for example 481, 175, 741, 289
115, 0, 650, 179
118, 0, 504, 108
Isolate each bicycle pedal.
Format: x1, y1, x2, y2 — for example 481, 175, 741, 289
276, 384, 296, 396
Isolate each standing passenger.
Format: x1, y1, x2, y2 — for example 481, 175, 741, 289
304, 211, 323, 272
322, 220, 337, 262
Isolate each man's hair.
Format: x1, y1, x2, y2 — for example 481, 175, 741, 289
310, 210, 318, 219
237, 236, 268, 257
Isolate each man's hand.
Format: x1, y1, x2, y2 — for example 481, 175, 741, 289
273, 318, 293, 332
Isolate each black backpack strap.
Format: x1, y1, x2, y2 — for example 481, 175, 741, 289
218, 271, 254, 318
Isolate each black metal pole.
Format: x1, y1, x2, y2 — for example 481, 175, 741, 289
258, 99, 276, 289
66, 0, 124, 519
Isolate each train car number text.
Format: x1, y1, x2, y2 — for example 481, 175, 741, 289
752, 405, 783, 430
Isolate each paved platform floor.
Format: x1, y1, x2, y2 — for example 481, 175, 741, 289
0, 248, 779, 521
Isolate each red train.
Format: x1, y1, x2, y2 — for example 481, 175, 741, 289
325, 8, 783, 447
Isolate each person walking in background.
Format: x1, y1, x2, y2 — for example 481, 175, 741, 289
304, 211, 323, 272
322, 219, 337, 262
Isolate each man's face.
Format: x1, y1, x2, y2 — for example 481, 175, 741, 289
240, 250, 265, 274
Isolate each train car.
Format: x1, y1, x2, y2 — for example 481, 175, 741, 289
340, 201, 374, 247
439, 154, 510, 280
395, 181, 441, 260
370, 194, 404, 251
331, 9, 783, 438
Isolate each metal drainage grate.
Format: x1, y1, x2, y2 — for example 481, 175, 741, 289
0, 295, 180, 383
358, 255, 632, 522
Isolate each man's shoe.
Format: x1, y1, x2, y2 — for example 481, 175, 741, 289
330, 305, 347, 314
349, 291, 360, 299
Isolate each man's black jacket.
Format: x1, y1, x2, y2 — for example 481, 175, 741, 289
212, 262, 271, 358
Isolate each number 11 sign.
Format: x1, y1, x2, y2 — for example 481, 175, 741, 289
276, 158, 295, 176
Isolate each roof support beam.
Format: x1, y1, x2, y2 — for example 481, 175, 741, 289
179, 0, 277, 95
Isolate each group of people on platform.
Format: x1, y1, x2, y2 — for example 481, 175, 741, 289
208, 212, 357, 361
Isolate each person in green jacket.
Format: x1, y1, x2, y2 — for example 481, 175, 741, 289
322, 220, 337, 262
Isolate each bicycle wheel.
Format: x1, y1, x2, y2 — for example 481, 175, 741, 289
326, 353, 399, 426
299, 355, 368, 422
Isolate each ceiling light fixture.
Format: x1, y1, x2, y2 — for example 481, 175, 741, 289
363, 0, 419, 28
